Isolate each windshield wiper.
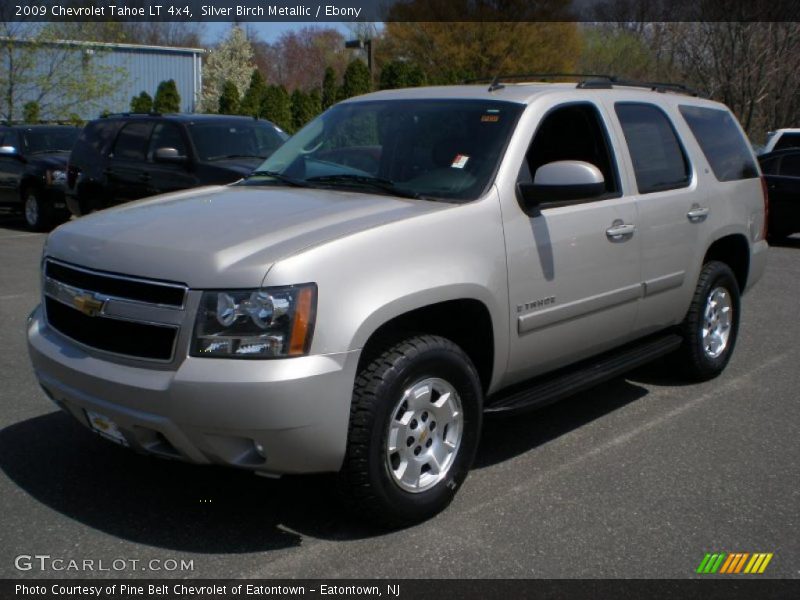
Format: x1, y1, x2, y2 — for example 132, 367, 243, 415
306, 174, 426, 200
246, 170, 311, 188
210, 154, 266, 160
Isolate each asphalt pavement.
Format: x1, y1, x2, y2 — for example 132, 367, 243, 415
1, 215, 798, 580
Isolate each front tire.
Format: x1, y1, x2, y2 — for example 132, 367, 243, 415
339, 335, 483, 528
677, 261, 741, 381
23, 190, 52, 231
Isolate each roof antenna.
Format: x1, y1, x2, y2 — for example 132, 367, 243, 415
487, 74, 505, 92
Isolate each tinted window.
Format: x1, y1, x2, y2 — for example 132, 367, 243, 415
147, 123, 187, 160
519, 102, 620, 197
779, 153, 800, 177
759, 156, 779, 175
71, 120, 122, 165
189, 122, 286, 161
0, 130, 19, 149
615, 103, 690, 194
112, 122, 154, 161
679, 105, 758, 182
22, 128, 79, 154
774, 133, 800, 151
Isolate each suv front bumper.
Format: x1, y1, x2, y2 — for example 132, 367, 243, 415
26, 306, 360, 475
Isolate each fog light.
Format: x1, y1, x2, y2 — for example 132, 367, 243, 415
254, 440, 266, 459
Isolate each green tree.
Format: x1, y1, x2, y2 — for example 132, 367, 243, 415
341, 59, 372, 100
153, 79, 180, 113
130, 91, 153, 113
379, 60, 427, 90
291, 89, 319, 131
22, 100, 40, 123
261, 84, 292, 132
218, 80, 240, 115
239, 69, 267, 117
321, 66, 338, 110
200, 25, 255, 113
0, 22, 126, 122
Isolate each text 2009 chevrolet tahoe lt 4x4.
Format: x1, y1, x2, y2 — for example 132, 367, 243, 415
27, 80, 768, 526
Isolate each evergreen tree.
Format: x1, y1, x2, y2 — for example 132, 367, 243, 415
321, 66, 338, 110
23, 101, 40, 123
379, 61, 427, 90
261, 85, 293, 132
340, 59, 372, 100
291, 89, 318, 131
239, 69, 268, 117
130, 91, 153, 113
218, 80, 240, 115
153, 80, 181, 113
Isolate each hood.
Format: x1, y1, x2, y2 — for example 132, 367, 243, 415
30, 151, 69, 170
205, 157, 261, 175
45, 185, 450, 288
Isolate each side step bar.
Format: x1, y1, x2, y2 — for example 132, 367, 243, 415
485, 333, 683, 415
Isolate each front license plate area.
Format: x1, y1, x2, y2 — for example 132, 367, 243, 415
85, 410, 128, 446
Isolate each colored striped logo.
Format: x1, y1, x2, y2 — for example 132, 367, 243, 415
696, 552, 773, 574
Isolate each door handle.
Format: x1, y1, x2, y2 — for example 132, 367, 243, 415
687, 206, 710, 222
605, 222, 636, 242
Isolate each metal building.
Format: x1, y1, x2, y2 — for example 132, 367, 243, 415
1, 38, 204, 121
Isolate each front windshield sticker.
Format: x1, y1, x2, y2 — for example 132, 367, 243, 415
481, 114, 500, 123
451, 154, 470, 169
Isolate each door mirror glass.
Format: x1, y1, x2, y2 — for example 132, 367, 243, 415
154, 147, 187, 163
518, 160, 606, 211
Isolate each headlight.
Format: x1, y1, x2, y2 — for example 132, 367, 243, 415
46, 169, 67, 186
191, 284, 316, 358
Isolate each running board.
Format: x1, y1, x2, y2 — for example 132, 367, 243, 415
485, 333, 683, 415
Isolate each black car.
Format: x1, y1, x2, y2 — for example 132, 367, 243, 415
759, 148, 800, 241
66, 113, 288, 216
0, 125, 80, 230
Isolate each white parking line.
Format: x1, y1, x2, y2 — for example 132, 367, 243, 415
0, 294, 28, 301
0, 233, 41, 240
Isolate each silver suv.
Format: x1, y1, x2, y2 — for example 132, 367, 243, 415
27, 79, 769, 526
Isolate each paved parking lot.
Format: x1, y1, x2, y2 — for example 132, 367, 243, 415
1, 215, 798, 579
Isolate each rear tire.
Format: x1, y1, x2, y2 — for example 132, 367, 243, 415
677, 261, 741, 381
338, 335, 482, 528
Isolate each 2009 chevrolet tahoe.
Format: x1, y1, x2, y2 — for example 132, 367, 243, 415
27, 78, 768, 526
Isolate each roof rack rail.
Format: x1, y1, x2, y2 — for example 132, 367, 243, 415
101, 112, 163, 118
465, 73, 707, 97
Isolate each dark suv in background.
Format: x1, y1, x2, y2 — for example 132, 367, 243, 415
0, 125, 80, 230
66, 114, 288, 216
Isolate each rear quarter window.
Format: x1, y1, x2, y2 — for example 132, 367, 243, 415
678, 105, 758, 181
774, 133, 800, 151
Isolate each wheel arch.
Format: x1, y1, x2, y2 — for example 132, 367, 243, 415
355, 295, 499, 395
702, 233, 750, 293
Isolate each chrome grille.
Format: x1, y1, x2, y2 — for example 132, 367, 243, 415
43, 259, 187, 362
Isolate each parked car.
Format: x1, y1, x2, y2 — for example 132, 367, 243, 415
66, 113, 288, 216
762, 128, 800, 153
0, 124, 80, 230
759, 148, 800, 240
28, 79, 767, 527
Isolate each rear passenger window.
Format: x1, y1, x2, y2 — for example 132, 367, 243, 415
615, 103, 690, 194
112, 122, 154, 161
774, 133, 800, 151
779, 153, 800, 177
679, 105, 758, 181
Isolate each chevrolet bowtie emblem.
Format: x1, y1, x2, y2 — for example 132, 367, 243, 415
73, 294, 104, 317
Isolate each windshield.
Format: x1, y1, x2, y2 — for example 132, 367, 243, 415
189, 121, 288, 161
243, 99, 523, 201
22, 128, 79, 154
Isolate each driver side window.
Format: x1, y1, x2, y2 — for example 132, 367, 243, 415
518, 103, 620, 198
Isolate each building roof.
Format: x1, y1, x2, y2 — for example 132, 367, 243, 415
0, 37, 204, 55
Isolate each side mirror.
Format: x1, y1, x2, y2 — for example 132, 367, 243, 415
0, 145, 21, 158
517, 160, 606, 213
154, 147, 187, 163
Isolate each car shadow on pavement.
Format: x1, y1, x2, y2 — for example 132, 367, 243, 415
474, 377, 649, 469
0, 411, 380, 552
769, 235, 800, 249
